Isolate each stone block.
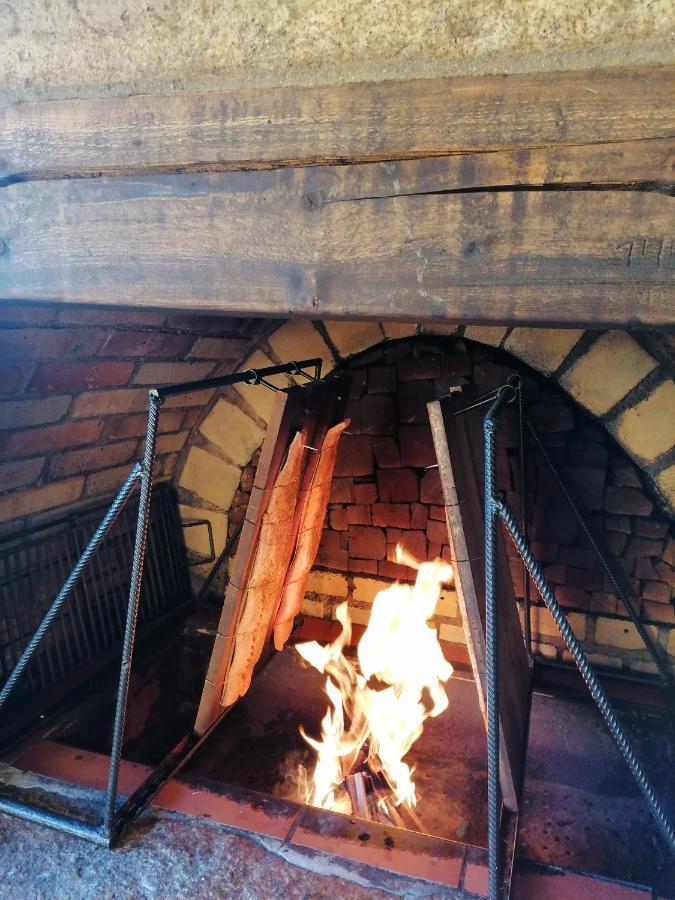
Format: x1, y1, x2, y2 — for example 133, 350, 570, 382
419, 468, 443, 504
188, 336, 250, 361
398, 380, 436, 423
360, 394, 395, 435
605, 514, 631, 534
566, 567, 603, 592
429, 505, 445, 521
604, 531, 626, 556
50, 439, 137, 478
655, 465, 675, 508
348, 606, 372, 627
306, 570, 349, 597
532, 504, 579, 544
634, 557, 659, 580
349, 558, 378, 575
595, 617, 643, 650
324, 321, 383, 358
101, 330, 193, 358
133, 361, 215, 385
612, 380, 675, 462
353, 481, 377, 504
642, 581, 671, 603
352, 576, 392, 604
663, 536, 675, 568
372, 503, 410, 528
233, 350, 280, 423
377, 468, 418, 502
558, 547, 597, 570
426, 518, 448, 545
590, 592, 618, 614
632, 519, 668, 539
0, 477, 84, 524
655, 561, 675, 589
199, 399, 264, 466
436, 589, 458, 617
316, 544, 349, 570
348, 525, 386, 560
625, 535, 663, 557
642, 600, 673, 624
561, 466, 605, 511
367, 366, 397, 394
604, 485, 653, 517
531, 607, 586, 640
554, 585, 590, 609
463, 326, 507, 347
334, 434, 373, 477
559, 332, 657, 416
544, 564, 566, 585
301, 597, 325, 618
439, 623, 467, 644
440, 353, 472, 378
179, 504, 228, 560
567, 439, 608, 469
0, 457, 44, 491
387, 529, 426, 563
528, 402, 575, 433
410, 503, 428, 529
2, 394, 72, 427
330, 478, 355, 503
329, 508, 349, 531
180, 446, 240, 509
379, 322, 416, 340
29, 360, 134, 393
668, 628, 675, 657
504, 327, 583, 374
268, 319, 335, 376
399, 425, 436, 468
379, 560, 416, 581
397, 356, 441, 381
531, 541, 558, 564
610, 464, 641, 488
346, 504, 371, 525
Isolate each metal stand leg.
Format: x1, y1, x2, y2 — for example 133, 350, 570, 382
484, 387, 514, 900
497, 499, 675, 854
104, 390, 160, 835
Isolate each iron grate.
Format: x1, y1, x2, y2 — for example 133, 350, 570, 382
0, 483, 190, 709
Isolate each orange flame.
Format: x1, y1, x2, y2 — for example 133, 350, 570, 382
295, 547, 453, 813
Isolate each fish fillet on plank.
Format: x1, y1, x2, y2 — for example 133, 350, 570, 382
221, 429, 307, 706
273, 419, 350, 650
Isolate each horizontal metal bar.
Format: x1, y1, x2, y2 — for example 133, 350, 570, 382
0, 796, 110, 846
156, 358, 323, 399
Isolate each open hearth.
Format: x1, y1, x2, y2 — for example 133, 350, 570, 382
1, 315, 673, 898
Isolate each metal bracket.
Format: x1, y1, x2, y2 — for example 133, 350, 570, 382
0, 358, 323, 847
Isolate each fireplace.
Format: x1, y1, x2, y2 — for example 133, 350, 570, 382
0, 303, 673, 898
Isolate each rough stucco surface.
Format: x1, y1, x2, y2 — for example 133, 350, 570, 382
0, 0, 673, 101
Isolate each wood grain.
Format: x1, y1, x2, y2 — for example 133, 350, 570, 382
1, 165, 673, 325
428, 394, 531, 811
1, 66, 673, 180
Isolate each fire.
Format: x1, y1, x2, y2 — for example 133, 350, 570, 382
294, 548, 454, 823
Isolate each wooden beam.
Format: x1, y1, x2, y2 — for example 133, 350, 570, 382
1, 159, 673, 325
1, 66, 673, 180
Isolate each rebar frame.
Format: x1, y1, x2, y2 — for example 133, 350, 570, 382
483, 388, 675, 900
0, 358, 322, 847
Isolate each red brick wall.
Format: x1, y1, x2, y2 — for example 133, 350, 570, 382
310, 339, 675, 630
0, 302, 268, 535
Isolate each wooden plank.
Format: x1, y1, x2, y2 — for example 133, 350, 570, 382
195, 378, 346, 734
1, 167, 673, 325
1, 66, 673, 180
428, 395, 531, 811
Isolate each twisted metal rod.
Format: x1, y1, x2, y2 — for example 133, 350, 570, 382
104, 390, 160, 833
497, 498, 675, 854
0, 464, 142, 713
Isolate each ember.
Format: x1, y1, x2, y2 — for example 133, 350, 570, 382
294, 547, 454, 828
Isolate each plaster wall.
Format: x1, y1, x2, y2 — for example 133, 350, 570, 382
1, 1, 673, 102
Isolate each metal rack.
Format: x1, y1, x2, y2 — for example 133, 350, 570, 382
482, 383, 675, 899
0, 358, 322, 846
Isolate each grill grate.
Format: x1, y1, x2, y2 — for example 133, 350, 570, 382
0, 483, 190, 710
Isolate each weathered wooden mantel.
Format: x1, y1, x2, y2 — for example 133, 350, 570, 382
0, 65, 673, 326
